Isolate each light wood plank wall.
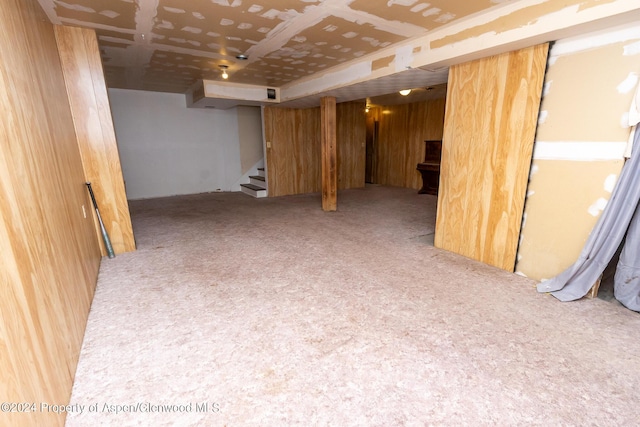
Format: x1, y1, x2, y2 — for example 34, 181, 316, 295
434, 44, 549, 271
55, 25, 136, 255
265, 101, 366, 197
0, 1, 102, 426
374, 99, 446, 189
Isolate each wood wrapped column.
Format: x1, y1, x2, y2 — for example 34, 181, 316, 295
321, 96, 337, 211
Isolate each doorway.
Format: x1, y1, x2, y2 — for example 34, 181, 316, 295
365, 114, 378, 184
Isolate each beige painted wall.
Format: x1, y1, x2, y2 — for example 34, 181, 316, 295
516, 23, 640, 281
237, 106, 264, 174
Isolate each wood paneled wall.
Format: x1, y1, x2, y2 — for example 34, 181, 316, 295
375, 99, 446, 189
337, 101, 366, 190
264, 106, 321, 196
0, 1, 102, 426
265, 101, 366, 197
434, 44, 549, 271
55, 25, 135, 255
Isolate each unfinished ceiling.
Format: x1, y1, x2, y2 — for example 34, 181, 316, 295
38, 0, 509, 94
37, 0, 640, 107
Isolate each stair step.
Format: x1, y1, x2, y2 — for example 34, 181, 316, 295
241, 183, 264, 191
240, 184, 267, 198
257, 167, 265, 178
249, 175, 266, 188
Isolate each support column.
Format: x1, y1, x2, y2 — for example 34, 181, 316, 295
321, 96, 337, 211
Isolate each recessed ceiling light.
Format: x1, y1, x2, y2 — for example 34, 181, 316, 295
399, 89, 412, 96
236, 54, 248, 60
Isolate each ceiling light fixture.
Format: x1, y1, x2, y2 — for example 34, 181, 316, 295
399, 89, 412, 96
236, 54, 248, 60
219, 65, 229, 80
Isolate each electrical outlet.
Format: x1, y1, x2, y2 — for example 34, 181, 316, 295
266, 141, 272, 148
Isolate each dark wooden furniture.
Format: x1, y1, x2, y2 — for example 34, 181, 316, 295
417, 140, 442, 195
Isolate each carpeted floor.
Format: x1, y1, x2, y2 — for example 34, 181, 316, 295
66, 185, 640, 426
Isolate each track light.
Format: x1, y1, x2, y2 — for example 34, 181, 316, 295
219, 65, 229, 80
399, 89, 411, 96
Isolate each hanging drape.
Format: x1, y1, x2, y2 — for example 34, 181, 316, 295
614, 199, 640, 310
537, 128, 640, 311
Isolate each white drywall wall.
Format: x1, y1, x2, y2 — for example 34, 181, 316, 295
108, 88, 242, 199
237, 106, 264, 174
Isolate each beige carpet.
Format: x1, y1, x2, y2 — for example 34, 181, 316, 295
66, 185, 640, 426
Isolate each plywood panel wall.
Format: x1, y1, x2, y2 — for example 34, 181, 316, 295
55, 25, 135, 255
375, 99, 446, 189
265, 106, 321, 196
434, 44, 549, 271
0, 1, 102, 426
337, 101, 366, 190
265, 101, 365, 197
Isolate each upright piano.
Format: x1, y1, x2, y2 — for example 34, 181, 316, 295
416, 140, 442, 195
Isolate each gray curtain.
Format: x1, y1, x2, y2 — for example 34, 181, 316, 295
614, 200, 640, 310
537, 128, 640, 311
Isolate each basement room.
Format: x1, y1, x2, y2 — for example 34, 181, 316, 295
2, 0, 640, 426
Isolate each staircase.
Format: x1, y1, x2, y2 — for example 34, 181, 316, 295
240, 167, 267, 198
